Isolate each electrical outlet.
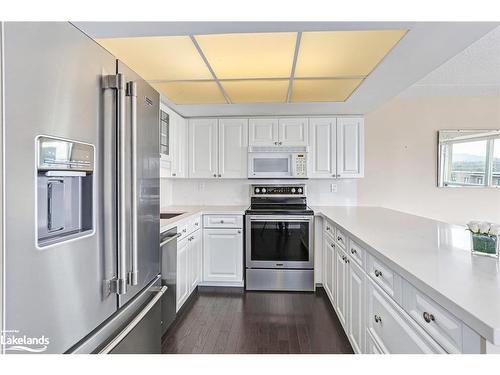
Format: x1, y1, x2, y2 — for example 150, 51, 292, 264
330, 183, 338, 193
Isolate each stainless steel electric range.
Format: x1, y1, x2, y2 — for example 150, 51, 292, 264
245, 184, 315, 292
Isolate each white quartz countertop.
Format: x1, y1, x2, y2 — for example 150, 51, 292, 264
313, 206, 500, 345
160, 205, 247, 233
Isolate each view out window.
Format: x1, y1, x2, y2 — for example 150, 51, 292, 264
439, 131, 500, 187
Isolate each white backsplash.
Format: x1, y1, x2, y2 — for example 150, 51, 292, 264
161, 178, 358, 208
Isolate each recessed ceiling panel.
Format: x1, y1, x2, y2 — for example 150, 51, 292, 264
221, 80, 289, 103
151, 81, 227, 104
295, 30, 407, 78
291, 79, 363, 102
97, 36, 212, 80
195, 32, 297, 79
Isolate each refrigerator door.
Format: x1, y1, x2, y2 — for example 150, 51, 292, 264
3, 22, 118, 353
117, 61, 160, 306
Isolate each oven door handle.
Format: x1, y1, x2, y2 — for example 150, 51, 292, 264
248, 217, 313, 222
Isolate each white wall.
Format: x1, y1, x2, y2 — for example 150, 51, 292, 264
358, 96, 500, 225
358, 27, 500, 225
161, 178, 358, 208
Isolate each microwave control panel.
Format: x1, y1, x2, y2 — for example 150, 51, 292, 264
294, 154, 307, 177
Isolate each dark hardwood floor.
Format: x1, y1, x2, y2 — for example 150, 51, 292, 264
161, 287, 353, 354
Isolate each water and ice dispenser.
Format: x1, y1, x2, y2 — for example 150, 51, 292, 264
36, 136, 94, 247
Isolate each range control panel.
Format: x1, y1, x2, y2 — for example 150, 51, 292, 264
251, 184, 306, 197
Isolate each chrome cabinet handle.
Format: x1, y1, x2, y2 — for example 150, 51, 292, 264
374, 315, 382, 324
220, 220, 224, 224
182, 228, 187, 233
330, 243, 334, 248
423, 312, 435, 323
237, 230, 242, 234
218, 174, 222, 177
172, 173, 176, 176
351, 248, 357, 255
279, 141, 282, 145
374, 269, 383, 277
127, 81, 139, 287
195, 222, 199, 226
213, 174, 217, 177
337, 236, 343, 242
326, 226, 330, 231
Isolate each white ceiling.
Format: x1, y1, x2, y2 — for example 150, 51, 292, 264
400, 25, 500, 97
75, 22, 499, 117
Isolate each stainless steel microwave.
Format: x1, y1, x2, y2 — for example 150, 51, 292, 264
248, 146, 308, 179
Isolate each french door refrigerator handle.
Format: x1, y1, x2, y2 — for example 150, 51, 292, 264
127, 81, 138, 286
103, 73, 127, 295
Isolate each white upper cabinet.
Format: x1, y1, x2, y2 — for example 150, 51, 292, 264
170, 113, 187, 178
337, 117, 364, 178
218, 119, 248, 178
188, 118, 218, 178
308, 117, 364, 179
248, 118, 279, 146
309, 118, 337, 178
278, 118, 308, 146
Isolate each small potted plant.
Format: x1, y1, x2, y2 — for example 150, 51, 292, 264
467, 221, 500, 258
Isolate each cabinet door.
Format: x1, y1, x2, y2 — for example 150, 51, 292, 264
335, 248, 348, 328
176, 238, 189, 312
189, 229, 202, 291
171, 114, 187, 178
336, 117, 364, 178
323, 235, 335, 304
188, 118, 218, 178
348, 260, 365, 353
218, 119, 248, 178
309, 118, 336, 178
248, 118, 278, 146
278, 118, 308, 146
203, 228, 243, 283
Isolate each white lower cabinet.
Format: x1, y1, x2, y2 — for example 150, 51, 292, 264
203, 228, 243, 285
323, 234, 335, 304
347, 260, 365, 353
366, 278, 445, 353
335, 248, 348, 328
176, 237, 189, 312
320, 219, 480, 354
176, 217, 202, 312
188, 229, 202, 293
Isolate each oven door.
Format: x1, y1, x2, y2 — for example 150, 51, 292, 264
248, 153, 293, 178
246, 215, 313, 269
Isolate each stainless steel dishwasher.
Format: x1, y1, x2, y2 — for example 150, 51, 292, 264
160, 228, 181, 335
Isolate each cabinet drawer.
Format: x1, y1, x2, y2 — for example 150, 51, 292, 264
335, 227, 347, 249
324, 220, 335, 239
367, 254, 402, 303
366, 279, 445, 354
203, 214, 243, 228
402, 281, 463, 353
188, 215, 201, 233
177, 221, 189, 240
348, 239, 365, 267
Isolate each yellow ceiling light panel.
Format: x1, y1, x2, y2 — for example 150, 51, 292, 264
295, 30, 407, 78
291, 79, 363, 102
97, 36, 212, 81
151, 81, 227, 104
195, 32, 297, 79
221, 80, 289, 103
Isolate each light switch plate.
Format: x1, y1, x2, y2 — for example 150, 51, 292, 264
330, 183, 338, 193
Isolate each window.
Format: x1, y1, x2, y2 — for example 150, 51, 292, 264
439, 130, 500, 187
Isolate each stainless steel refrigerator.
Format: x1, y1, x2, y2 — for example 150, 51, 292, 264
1, 22, 163, 354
